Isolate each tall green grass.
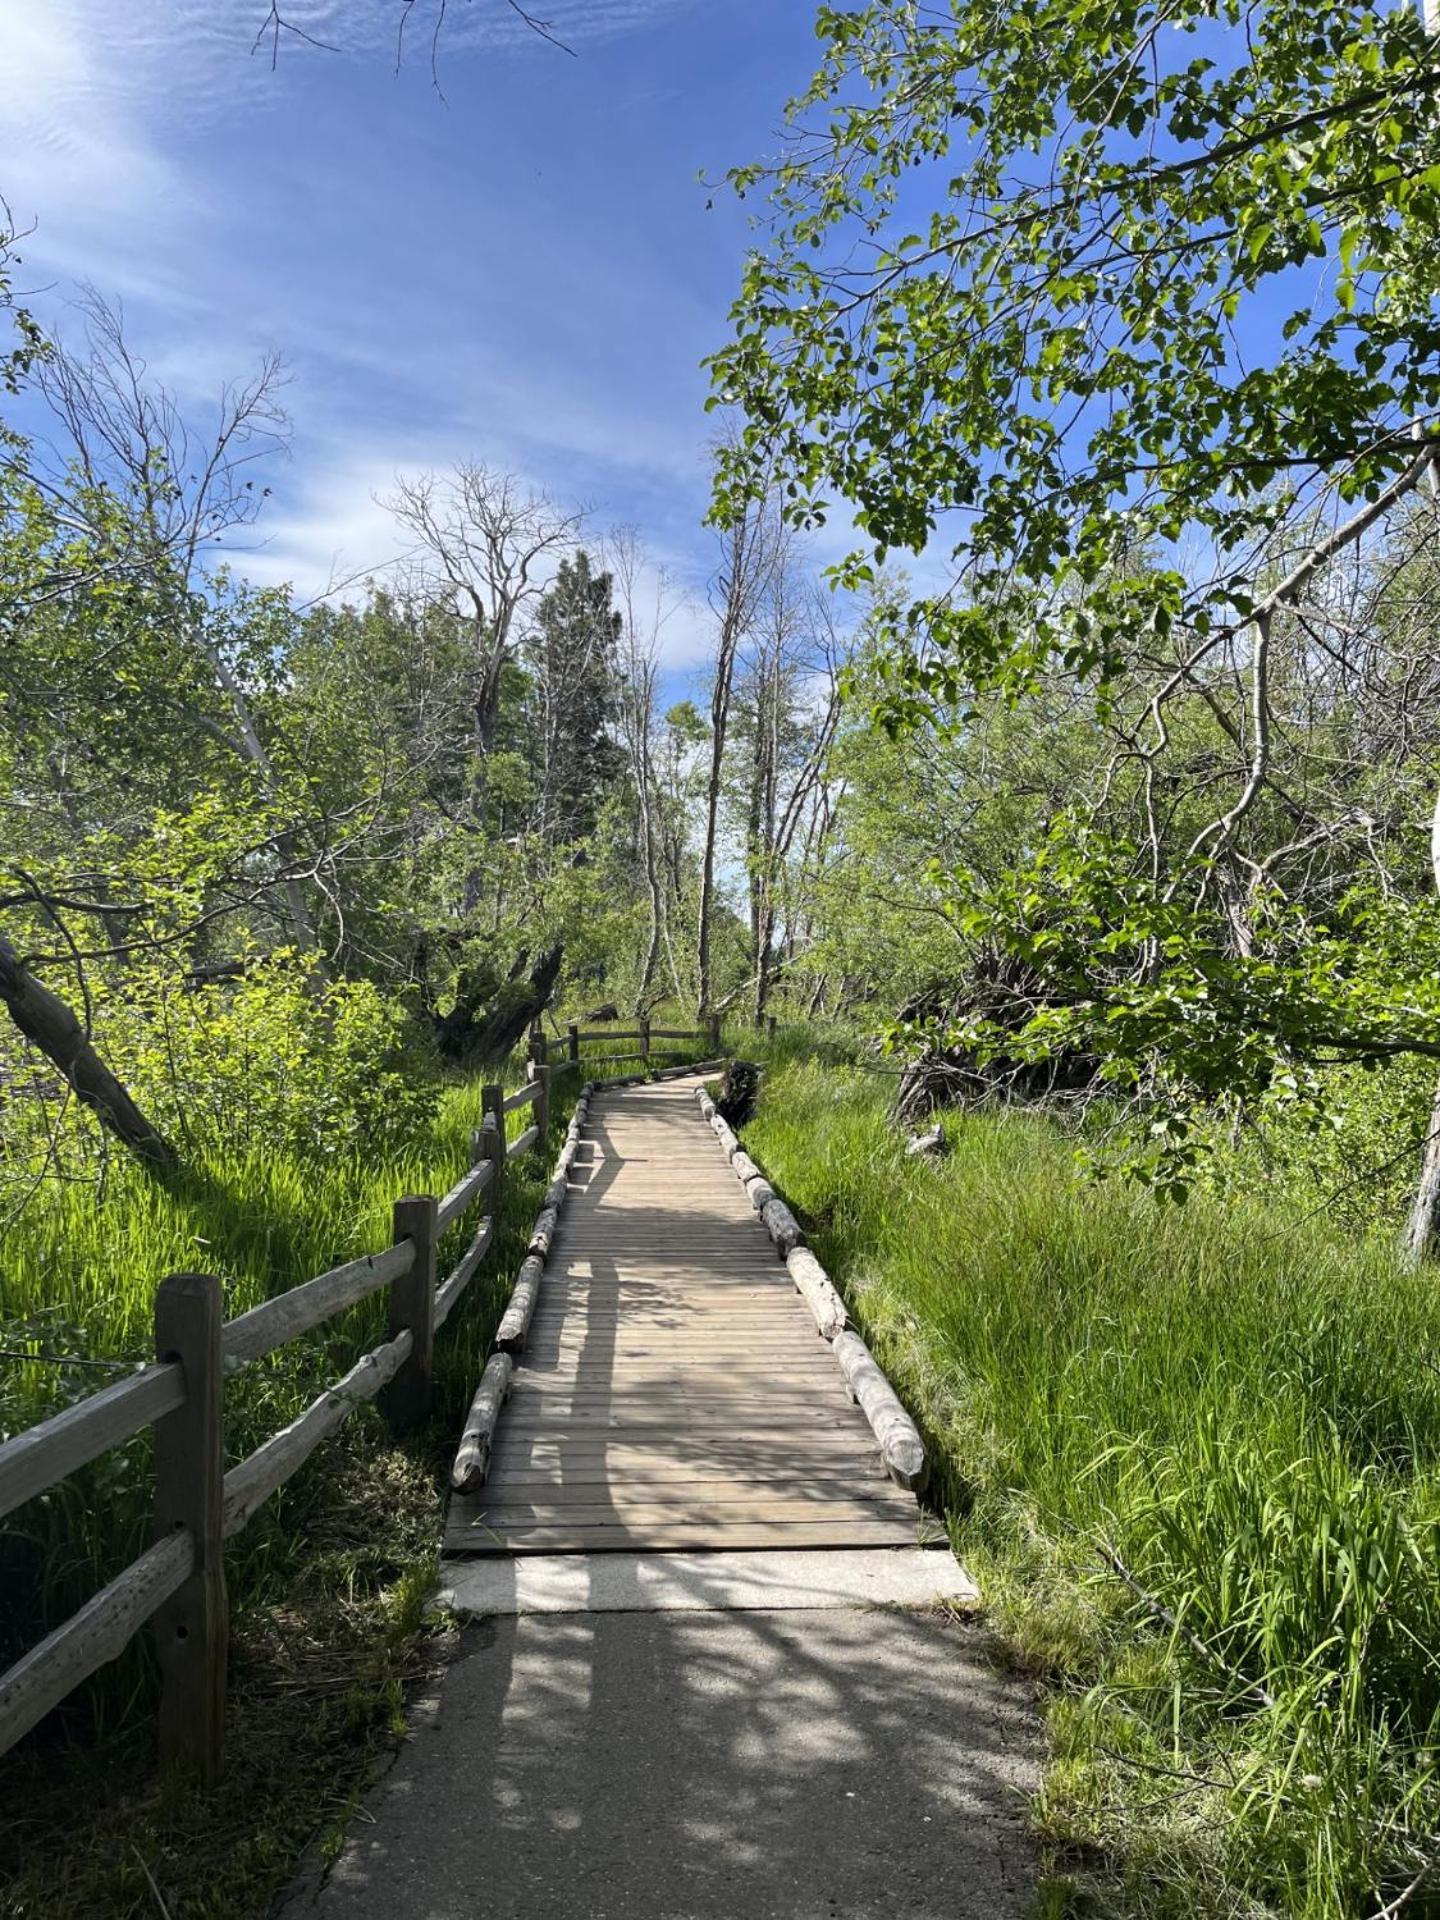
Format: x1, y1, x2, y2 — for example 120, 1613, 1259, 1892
0, 1067, 548, 1728
744, 1048, 1440, 1918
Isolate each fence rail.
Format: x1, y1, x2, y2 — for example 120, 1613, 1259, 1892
0, 1069, 553, 1783
532, 1015, 721, 1069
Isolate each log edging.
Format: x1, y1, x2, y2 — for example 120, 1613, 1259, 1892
693, 1080, 928, 1494
453, 1078, 598, 1490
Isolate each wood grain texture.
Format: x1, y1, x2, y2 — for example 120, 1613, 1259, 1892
0, 1533, 192, 1761
0, 1361, 185, 1522
445, 1076, 925, 1556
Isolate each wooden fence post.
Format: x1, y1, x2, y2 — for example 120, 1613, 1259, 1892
153, 1272, 227, 1786
708, 1013, 722, 1055
535, 1063, 551, 1142
529, 1019, 545, 1067
481, 1112, 505, 1224
482, 1085, 507, 1209
381, 1195, 438, 1432
567, 1021, 579, 1064
639, 1015, 650, 1065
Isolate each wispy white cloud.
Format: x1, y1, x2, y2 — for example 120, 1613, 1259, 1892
0, 0, 740, 648
231, 426, 718, 671
0, 6, 195, 256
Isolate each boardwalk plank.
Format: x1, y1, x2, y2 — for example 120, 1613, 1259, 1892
446, 1077, 922, 1556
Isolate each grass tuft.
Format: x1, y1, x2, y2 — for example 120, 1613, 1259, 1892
743, 1050, 1440, 1919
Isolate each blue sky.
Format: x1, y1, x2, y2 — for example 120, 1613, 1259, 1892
0, 0, 826, 667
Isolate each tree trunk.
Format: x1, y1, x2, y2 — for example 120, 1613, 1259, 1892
204, 640, 320, 958
696, 666, 735, 1020
1404, 781, 1440, 1264
434, 944, 563, 1067
0, 934, 174, 1168
1404, 1076, 1440, 1265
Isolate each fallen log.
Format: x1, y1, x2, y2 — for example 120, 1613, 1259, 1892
0, 933, 173, 1168
831, 1331, 927, 1490
528, 1207, 560, 1261
787, 1247, 848, 1338
451, 1353, 513, 1491
743, 1173, 775, 1212
495, 1256, 545, 1354
761, 1197, 804, 1257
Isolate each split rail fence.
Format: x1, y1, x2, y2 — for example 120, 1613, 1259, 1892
530, 1015, 720, 1073
0, 1068, 563, 1785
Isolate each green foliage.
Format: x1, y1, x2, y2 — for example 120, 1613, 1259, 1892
710, 0, 1440, 1191
745, 1048, 1440, 1917
913, 818, 1440, 1191
713, 0, 1440, 688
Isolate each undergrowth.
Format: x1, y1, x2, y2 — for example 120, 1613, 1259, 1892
743, 1042, 1440, 1920
0, 1034, 672, 1919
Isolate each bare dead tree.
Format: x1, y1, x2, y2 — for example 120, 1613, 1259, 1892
384, 464, 579, 910
695, 490, 783, 1019
29, 293, 321, 956
609, 530, 691, 1011
740, 579, 845, 1022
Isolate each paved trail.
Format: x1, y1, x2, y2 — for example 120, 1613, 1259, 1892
280, 1077, 1038, 1919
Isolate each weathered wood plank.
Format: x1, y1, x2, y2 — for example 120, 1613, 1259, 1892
0, 1361, 185, 1522
444, 1519, 927, 1553
433, 1216, 495, 1331
436, 1158, 495, 1232
0, 1532, 193, 1761
222, 1331, 413, 1537
222, 1241, 412, 1371
458, 1497, 916, 1524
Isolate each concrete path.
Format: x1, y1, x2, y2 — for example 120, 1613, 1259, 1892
279, 1602, 1038, 1919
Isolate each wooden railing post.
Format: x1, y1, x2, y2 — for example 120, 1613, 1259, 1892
707, 1013, 722, 1055
567, 1020, 579, 1064
535, 1063, 551, 1142
482, 1084, 507, 1204
381, 1195, 438, 1433
153, 1272, 227, 1787
639, 1015, 650, 1066
481, 1111, 505, 1223
529, 1019, 545, 1067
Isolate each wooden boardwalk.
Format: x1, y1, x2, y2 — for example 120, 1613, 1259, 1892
446, 1076, 928, 1555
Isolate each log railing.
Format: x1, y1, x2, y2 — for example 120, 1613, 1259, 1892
530, 1015, 721, 1071
0, 1070, 551, 1784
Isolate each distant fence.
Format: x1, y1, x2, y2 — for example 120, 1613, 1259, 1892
0, 1069, 561, 1785
530, 1015, 721, 1071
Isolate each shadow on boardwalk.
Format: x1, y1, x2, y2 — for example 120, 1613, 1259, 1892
279, 1597, 1040, 1919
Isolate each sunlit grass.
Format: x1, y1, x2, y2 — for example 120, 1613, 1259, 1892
743, 1046, 1440, 1919
0, 1067, 550, 1708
